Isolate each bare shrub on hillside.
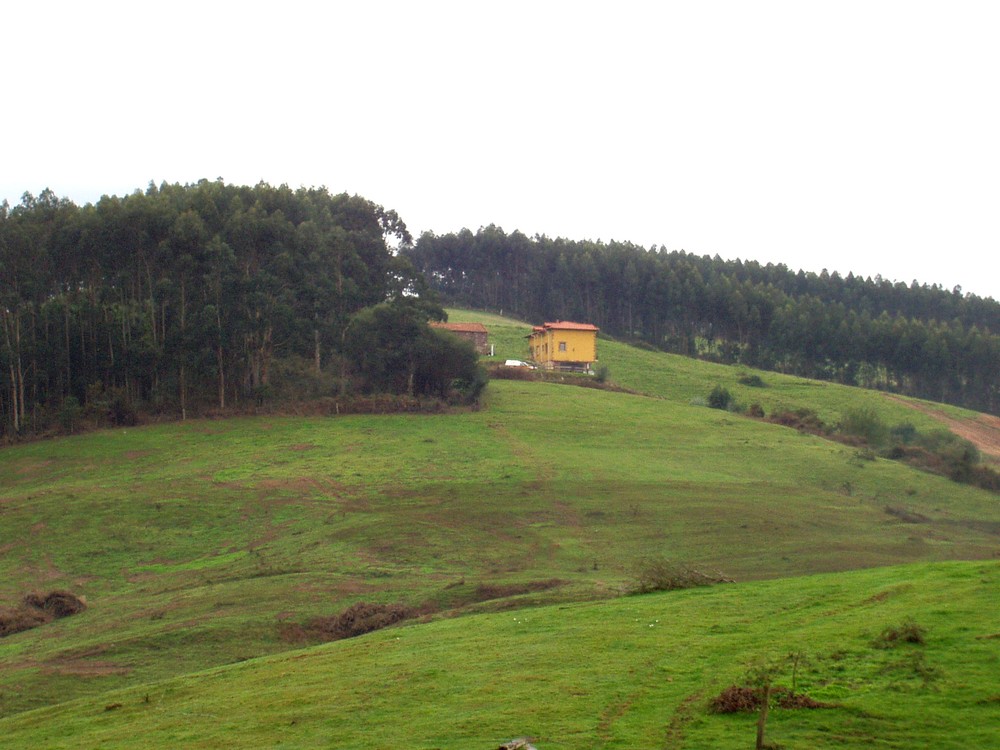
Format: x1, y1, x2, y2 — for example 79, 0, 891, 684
0, 590, 86, 638
710, 684, 835, 713
873, 618, 927, 648
769, 408, 826, 433
281, 601, 413, 643
0, 606, 51, 637
628, 558, 733, 594
23, 590, 87, 618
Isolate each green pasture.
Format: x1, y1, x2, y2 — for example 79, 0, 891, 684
2, 375, 999, 720
2, 561, 997, 749
447, 307, 977, 431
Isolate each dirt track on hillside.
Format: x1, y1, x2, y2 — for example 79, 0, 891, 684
887, 396, 1000, 463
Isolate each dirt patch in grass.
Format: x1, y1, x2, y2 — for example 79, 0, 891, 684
14, 459, 54, 477
887, 396, 1000, 463
664, 691, 704, 746
473, 579, 567, 602
863, 584, 913, 605
43, 660, 131, 677
884, 506, 932, 524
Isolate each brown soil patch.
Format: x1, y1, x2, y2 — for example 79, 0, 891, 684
887, 396, 1000, 462
14, 459, 54, 477
473, 579, 566, 601
664, 691, 704, 747
43, 660, 131, 677
289, 443, 316, 451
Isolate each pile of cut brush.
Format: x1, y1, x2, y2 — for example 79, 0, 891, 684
0, 590, 86, 638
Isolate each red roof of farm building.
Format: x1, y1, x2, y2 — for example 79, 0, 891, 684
429, 322, 488, 334
541, 321, 599, 331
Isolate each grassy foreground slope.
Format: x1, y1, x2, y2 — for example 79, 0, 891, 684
2, 561, 997, 749
2, 377, 999, 719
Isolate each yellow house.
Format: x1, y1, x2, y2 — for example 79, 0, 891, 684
528, 321, 599, 371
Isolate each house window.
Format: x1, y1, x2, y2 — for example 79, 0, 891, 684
559, 341, 567, 352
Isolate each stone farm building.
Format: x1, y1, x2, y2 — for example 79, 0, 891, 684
528, 321, 599, 371
429, 322, 490, 355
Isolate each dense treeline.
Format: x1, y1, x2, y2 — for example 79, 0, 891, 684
0, 181, 480, 438
405, 227, 1000, 414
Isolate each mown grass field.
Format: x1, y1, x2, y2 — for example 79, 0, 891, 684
3, 562, 998, 749
1, 310, 998, 746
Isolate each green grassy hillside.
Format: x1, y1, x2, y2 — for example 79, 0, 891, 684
1, 311, 998, 743
452, 307, 976, 431
2, 561, 997, 749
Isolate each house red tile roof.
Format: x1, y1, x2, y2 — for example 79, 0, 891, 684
540, 321, 599, 331
429, 322, 489, 334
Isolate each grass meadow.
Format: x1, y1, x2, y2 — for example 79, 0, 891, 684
2, 562, 997, 749
0, 309, 997, 746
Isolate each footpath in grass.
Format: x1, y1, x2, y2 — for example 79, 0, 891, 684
1, 561, 997, 749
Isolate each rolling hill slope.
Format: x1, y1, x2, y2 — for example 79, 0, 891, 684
1, 312, 998, 742
2, 561, 997, 749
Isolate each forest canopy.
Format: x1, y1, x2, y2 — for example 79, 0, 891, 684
405, 226, 1000, 415
0, 181, 481, 438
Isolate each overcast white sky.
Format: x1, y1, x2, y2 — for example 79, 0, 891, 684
4, 1, 999, 299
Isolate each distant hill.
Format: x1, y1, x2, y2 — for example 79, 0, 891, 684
410, 228, 1000, 415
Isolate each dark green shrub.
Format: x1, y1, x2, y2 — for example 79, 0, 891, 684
739, 374, 767, 388
839, 407, 889, 446
57, 396, 82, 433
707, 385, 732, 410
890, 422, 917, 444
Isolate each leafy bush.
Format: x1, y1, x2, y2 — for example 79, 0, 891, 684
739, 374, 767, 388
839, 406, 889, 446
57, 396, 82, 433
890, 421, 917, 444
707, 385, 732, 410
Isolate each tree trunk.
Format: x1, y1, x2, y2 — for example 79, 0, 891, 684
755, 682, 771, 750
217, 345, 225, 410
314, 327, 321, 375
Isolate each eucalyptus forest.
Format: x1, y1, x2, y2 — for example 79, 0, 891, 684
0, 181, 479, 438
5, 181, 1000, 440
406, 226, 1000, 414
